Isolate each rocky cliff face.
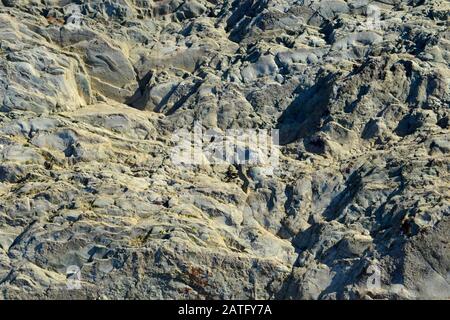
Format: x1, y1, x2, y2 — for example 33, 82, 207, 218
0, 0, 449, 299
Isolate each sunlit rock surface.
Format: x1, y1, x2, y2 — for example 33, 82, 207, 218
0, 0, 449, 299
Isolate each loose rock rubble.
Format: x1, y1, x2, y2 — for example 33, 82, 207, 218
0, 0, 448, 299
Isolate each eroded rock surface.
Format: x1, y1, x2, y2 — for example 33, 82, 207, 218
0, 0, 449, 299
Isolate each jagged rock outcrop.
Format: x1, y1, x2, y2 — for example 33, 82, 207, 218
0, 0, 449, 299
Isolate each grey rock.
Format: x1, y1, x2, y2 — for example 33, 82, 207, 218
0, 0, 448, 300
